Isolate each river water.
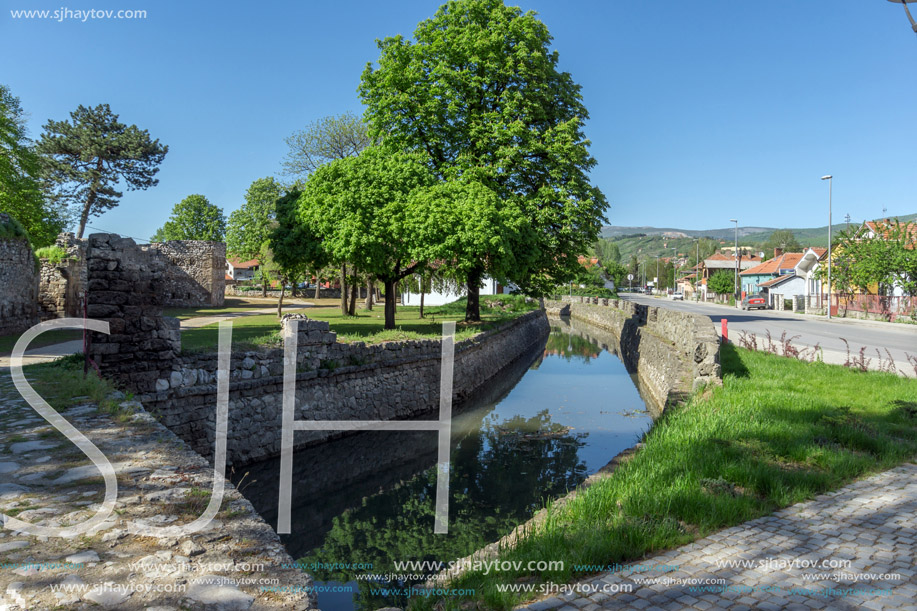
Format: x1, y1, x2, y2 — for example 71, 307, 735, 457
231, 317, 655, 610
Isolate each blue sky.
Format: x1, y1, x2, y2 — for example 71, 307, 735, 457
2, 0, 915, 240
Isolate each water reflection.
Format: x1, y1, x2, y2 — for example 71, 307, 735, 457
231, 319, 653, 611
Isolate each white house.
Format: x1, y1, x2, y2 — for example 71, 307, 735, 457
401, 276, 510, 307
226, 258, 259, 282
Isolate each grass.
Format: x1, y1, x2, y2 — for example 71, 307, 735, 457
33, 245, 71, 264
162, 297, 311, 321
17, 354, 132, 420
412, 344, 917, 610
179, 295, 537, 352
0, 329, 83, 355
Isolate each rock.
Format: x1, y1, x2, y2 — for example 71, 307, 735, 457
155, 378, 170, 392
170, 371, 183, 388
187, 575, 254, 610
0, 462, 19, 474
10, 440, 54, 453
66, 550, 100, 564
0, 483, 29, 500
6, 582, 26, 608
0, 540, 30, 553
106, 390, 126, 401
83, 582, 132, 607
180, 538, 205, 557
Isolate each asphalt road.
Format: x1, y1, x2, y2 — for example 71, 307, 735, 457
618, 293, 917, 375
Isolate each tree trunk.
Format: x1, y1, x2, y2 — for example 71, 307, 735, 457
277, 283, 286, 318
383, 279, 397, 330
364, 279, 374, 310
348, 279, 358, 316
314, 271, 321, 300
76, 157, 104, 239
340, 263, 348, 315
419, 274, 426, 318
465, 267, 483, 322
261, 273, 267, 298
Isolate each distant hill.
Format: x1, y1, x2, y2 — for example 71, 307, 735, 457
600, 213, 917, 260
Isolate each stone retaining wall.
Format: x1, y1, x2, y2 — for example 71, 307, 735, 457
37, 234, 86, 320
149, 240, 225, 307
141, 310, 550, 466
0, 223, 38, 336
546, 296, 720, 408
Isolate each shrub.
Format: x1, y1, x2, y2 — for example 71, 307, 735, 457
34, 245, 70, 264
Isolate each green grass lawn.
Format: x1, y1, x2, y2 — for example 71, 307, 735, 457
179, 295, 537, 352
163, 297, 310, 321
415, 344, 917, 610
0, 329, 82, 356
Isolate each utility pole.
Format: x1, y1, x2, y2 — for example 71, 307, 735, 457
822, 175, 833, 319
730, 219, 738, 304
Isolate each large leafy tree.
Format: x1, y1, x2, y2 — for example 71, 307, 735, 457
764, 229, 802, 255
298, 146, 435, 329
270, 189, 330, 316
37, 104, 167, 238
282, 111, 371, 179
0, 84, 67, 247
225, 177, 283, 260
708, 270, 735, 295
151, 194, 226, 242
359, 0, 607, 320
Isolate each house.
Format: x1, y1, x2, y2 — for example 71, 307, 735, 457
850, 219, 917, 297
739, 248, 827, 308
400, 276, 510, 307
226, 258, 259, 282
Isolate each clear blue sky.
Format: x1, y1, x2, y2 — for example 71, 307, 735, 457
2, 0, 915, 240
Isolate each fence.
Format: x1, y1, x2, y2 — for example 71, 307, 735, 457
834, 294, 917, 322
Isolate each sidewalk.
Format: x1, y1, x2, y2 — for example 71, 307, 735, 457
518, 462, 917, 611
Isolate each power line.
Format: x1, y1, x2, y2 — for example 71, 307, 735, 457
86, 225, 152, 244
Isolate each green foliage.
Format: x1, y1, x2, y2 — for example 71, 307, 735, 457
225, 177, 282, 260
359, 0, 607, 303
763, 228, 802, 254
282, 111, 371, 178
37, 103, 167, 238
594, 239, 621, 264
708, 269, 736, 295
269, 189, 329, 293
0, 84, 67, 247
0, 212, 28, 240
298, 146, 436, 328
151, 194, 226, 242
34, 245, 69, 264
823, 220, 917, 296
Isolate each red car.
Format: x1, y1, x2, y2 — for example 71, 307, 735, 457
741, 294, 767, 310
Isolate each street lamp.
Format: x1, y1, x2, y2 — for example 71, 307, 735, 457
672, 247, 678, 294
695, 239, 701, 301
887, 0, 917, 34
730, 219, 738, 304
821, 175, 833, 319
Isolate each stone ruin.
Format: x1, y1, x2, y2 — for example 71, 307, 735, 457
0, 213, 39, 336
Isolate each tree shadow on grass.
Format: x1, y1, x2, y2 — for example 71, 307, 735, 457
720, 342, 750, 378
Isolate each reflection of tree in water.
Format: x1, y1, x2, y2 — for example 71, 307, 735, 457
299, 409, 587, 610
544, 328, 601, 362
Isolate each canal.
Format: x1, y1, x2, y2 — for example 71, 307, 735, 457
231, 317, 656, 610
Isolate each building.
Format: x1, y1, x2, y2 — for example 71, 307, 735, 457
226, 258, 259, 282
400, 276, 509, 307
739, 248, 827, 309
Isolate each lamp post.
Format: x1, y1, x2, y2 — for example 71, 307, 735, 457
730, 219, 738, 305
821, 175, 833, 319
672, 247, 678, 294
887, 0, 917, 34
695, 239, 700, 301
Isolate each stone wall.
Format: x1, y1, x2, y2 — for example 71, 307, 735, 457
86, 234, 181, 392
148, 240, 225, 307
139, 311, 550, 467
547, 296, 721, 408
37, 233, 86, 320
0, 227, 38, 337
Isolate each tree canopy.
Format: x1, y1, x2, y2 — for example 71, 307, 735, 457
708, 270, 736, 295
37, 103, 167, 238
282, 112, 371, 179
225, 177, 283, 260
298, 146, 436, 329
764, 229, 802, 255
151, 194, 226, 242
359, 0, 607, 318
0, 84, 67, 247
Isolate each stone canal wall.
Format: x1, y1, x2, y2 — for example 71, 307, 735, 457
140, 310, 550, 466
547, 296, 720, 407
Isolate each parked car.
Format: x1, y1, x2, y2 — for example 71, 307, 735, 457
741, 293, 767, 310
671, 292, 684, 300
645, 287, 653, 295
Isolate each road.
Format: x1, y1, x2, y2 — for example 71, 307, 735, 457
619, 293, 917, 376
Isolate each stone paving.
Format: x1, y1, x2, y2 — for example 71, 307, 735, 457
517, 462, 917, 611
0, 373, 316, 610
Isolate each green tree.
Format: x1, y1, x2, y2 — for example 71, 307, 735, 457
0, 84, 67, 247
594, 239, 621, 265
270, 189, 330, 316
708, 270, 735, 295
764, 229, 802, 255
282, 112, 371, 179
37, 103, 167, 238
359, 0, 607, 321
226, 177, 283, 259
151, 194, 225, 242
298, 146, 435, 329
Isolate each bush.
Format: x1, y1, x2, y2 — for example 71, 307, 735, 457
0, 213, 28, 241
34, 245, 69, 264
